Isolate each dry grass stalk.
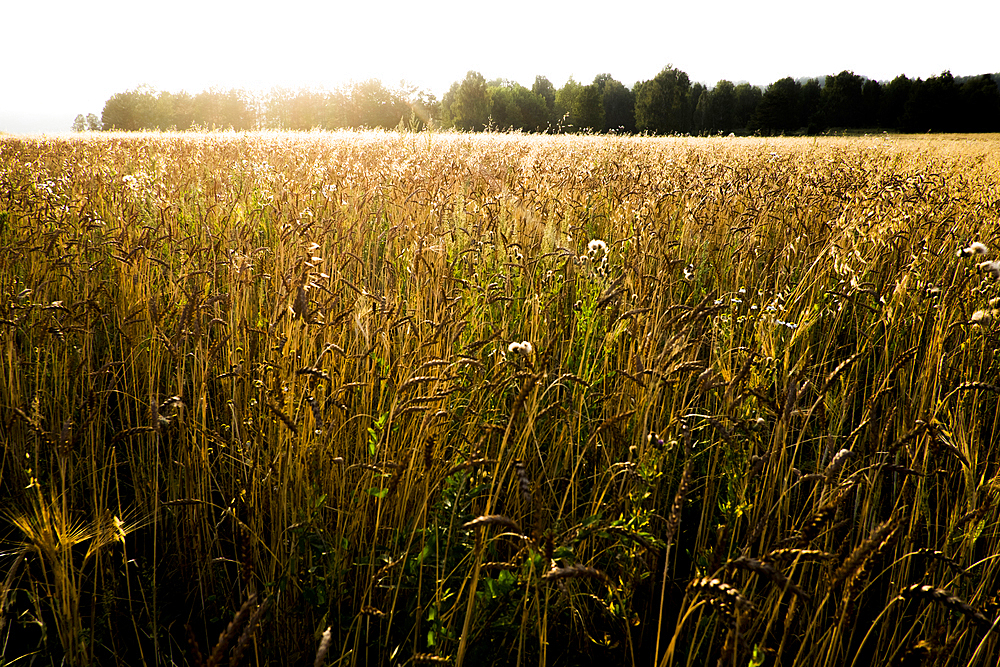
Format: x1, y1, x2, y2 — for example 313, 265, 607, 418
664, 458, 692, 548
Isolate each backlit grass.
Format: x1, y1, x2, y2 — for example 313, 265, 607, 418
2, 130, 1000, 666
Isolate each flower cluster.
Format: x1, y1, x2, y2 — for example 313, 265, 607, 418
580, 238, 611, 278
507, 340, 534, 356
587, 239, 608, 256
957, 241, 1000, 325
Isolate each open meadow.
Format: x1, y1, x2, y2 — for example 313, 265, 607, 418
2, 131, 1000, 666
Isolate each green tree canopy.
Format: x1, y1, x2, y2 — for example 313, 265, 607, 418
595, 75, 635, 133
751, 77, 802, 134
634, 66, 692, 134
445, 71, 492, 131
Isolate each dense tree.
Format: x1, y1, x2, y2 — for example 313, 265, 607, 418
688, 82, 707, 133
488, 80, 549, 132
72, 114, 85, 132
597, 76, 635, 133
733, 83, 762, 131
191, 89, 254, 130
635, 66, 692, 134
553, 77, 584, 131
880, 75, 913, 129
860, 79, 882, 128
800, 78, 823, 132
960, 74, 1000, 132
92, 67, 1000, 136
101, 86, 158, 131
574, 83, 605, 133
751, 77, 801, 134
907, 71, 962, 132
346, 80, 411, 129
409, 90, 440, 130
532, 76, 556, 121
706, 80, 737, 133
488, 81, 525, 130
821, 71, 865, 128
445, 71, 491, 131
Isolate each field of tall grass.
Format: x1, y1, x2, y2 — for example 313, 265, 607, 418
2, 130, 1000, 666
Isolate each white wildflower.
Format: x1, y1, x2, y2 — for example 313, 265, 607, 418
977, 260, 1000, 279
507, 341, 534, 356
587, 239, 608, 256
971, 309, 994, 326
958, 241, 989, 257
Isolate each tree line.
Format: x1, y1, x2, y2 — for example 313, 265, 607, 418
81, 67, 1000, 135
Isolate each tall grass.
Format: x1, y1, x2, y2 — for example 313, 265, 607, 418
2, 130, 1000, 666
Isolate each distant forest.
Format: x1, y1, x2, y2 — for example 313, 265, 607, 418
79, 67, 1000, 135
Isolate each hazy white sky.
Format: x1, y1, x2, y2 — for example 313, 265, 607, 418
2, 0, 997, 133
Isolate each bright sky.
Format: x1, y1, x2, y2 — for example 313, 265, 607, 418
2, 0, 997, 134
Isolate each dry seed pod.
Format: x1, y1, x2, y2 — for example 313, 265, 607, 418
689, 577, 753, 612
898, 584, 991, 628
306, 395, 323, 431
265, 400, 297, 435
824, 449, 853, 480
514, 459, 532, 506
912, 549, 971, 576
313, 626, 332, 667
206, 594, 257, 667
664, 459, 692, 547
542, 563, 608, 583
423, 436, 435, 471
296, 366, 332, 383
230, 597, 272, 667
463, 515, 522, 534
831, 517, 898, 587
764, 548, 836, 564
186, 623, 206, 667
727, 556, 810, 600
795, 484, 854, 545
